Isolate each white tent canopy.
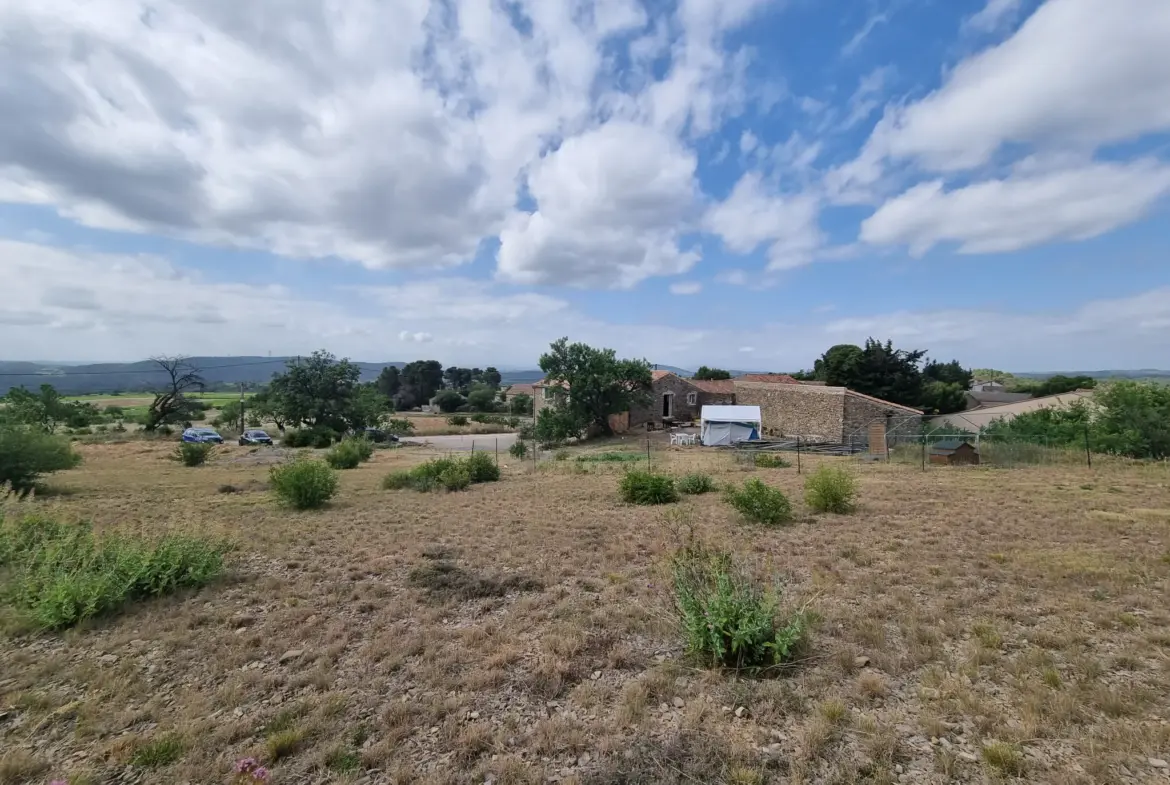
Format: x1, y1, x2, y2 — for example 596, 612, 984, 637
700, 405, 762, 446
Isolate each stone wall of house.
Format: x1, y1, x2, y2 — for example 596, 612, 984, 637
732, 382, 846, 441
629, 375, 702, 427
532, 385, 566, 420
697, 391, 736, 406
842, 392, 922, 449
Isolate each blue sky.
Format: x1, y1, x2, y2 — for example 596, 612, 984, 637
1, 0, 1168, 371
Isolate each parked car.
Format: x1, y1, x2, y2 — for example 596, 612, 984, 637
181, 427, 224, 444
239, 429, 274, 446
360, 427, 399, 444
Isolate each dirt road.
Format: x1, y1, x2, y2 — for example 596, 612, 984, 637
399, 433, 519, 452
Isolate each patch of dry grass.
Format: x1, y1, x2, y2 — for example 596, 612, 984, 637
2, 441, 1169, 783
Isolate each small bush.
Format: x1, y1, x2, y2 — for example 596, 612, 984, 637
464, 452, 500, 483
677, 473, 716, 495
282, 428, 337, 449
381, 470, 414, 490
754, 453, 792, 469
438, 463, 471, 491
173, 442, 215, 467
577, 451, 644, 464
517, 423, 536, 441
509, 440, 529, 460
269, 458, 339, 509
671, 540, 805, 669
385, 418, 415, 435
324, 437, 373, 469
131, 734, 185, 768
0, 509, 229, 630
506, 416, 521, 429
470, 413, 489, 424
724, 478, 793, 525
447, 414, 469, 427
619, 470, 678, 505
0, 426, 82, 493
803, 465, 858, 514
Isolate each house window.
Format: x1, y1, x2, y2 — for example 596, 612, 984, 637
686, 391, 697, 406
542, 387, 554, 401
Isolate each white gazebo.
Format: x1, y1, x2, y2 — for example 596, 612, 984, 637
699, 405, 762, 446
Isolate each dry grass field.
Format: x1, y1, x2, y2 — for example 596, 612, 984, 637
2, 441, 1170, 784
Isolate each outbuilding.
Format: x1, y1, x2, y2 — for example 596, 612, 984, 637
700, 405, 762, 447
930, 440, 980, 466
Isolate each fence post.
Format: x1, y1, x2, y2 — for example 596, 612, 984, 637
646, 437, 651, 469
1084, 427, 1092, 469
495, 438, 499, 466
471, 440, 475, 454
921, 436, 926, 472
796, 436, 802, 475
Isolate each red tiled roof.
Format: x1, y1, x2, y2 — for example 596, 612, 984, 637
651, 370, 676, 381
691, 379, 735, 394
737, 373, 800, 384
505, 383, 535, 397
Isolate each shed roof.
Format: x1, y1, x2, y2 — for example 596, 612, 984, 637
700, 405, 762, 423
931, 439, 976, 453
692, 379, 735, 394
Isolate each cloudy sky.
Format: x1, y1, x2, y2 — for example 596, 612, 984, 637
1, 0, 1168, 371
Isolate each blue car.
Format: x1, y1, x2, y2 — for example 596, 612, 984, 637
182, 427, 224, 444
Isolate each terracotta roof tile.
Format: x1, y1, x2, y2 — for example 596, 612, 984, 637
691, 379, 735, 393
737, 373, 800, 384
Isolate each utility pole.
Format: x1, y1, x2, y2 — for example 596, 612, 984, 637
239, 382, 246, 433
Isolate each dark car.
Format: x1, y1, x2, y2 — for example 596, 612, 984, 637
361, 428, 398, 444
239, 429, 274, 446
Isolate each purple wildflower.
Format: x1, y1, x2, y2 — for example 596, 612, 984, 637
234, 757, 259, 773
252, 766, 271, 781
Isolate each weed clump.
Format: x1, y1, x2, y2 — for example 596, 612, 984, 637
382, 454, 500, 492
131, 734, 185, 768
677, 473, 716, 495
754, 452, 791, 469
0, 507, 229, 630
619, 470, 679, 505
447, 414, 469, 427
409, 557, 542, 603
803, 465, 858, 514
508, 440, 529, 460
724, 478, 793, 525
269, 457, 339, 509
324, 437, 374, 469
577, 451, 644, 464
671, 540, 805, 669
173, 442, 215, 467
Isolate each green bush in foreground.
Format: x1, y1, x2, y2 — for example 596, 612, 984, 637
677, 473, 716, 495
804, 465, 858, 514
671, 540, 805, 669
382, 454, 500, 493
270, 458, 339, 509
754, 452, 791, 469
0, 426, 82, 494
619, 470, 678, 505
173, 442, 215, 467
324, 437, 374, 469
0, 508, 229, 630
724, 478, 793, 525
508, 440, 529, 460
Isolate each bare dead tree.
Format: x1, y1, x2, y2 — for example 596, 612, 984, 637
144, 356, 205, 431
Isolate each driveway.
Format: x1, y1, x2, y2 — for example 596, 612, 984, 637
400, 433, 519, 452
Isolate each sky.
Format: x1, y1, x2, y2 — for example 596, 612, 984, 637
1, 0, 1168, 371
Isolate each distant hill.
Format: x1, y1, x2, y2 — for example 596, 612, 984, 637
0, 357, 403, 395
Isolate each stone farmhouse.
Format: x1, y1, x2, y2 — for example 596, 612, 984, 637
534, 371, 921, 446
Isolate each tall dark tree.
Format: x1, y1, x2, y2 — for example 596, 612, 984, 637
538, 337, 652, 436
1028, 375, 1097, 397
923, 360, 973, 389
482, 367, 502, 389
375, 365, 401, 398
694, 366, 732, 380
444, 366, 473, 393
398, 360, 444, 408
846, 339, 926, 408
145, 357, 205, 431
814, 344, 865, 386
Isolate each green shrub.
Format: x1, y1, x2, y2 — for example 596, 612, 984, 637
382, 454, 498, 492
447, 414, 469, 427
506, 416, 521, 429
173, 442, 215, 467
754, 452, 791, 468
671, 540, 805, 669
324, 437, 373, 469
0, 426, 82, 493
385, 418, 415, 435
677, 473, 716, 495
283, 428, 337, 449
438, 463, 471, 491
517, 423, 536, 441
470, 413, 489, 424
269, 458, 339, 509
131, 734, 185, 768
619, 470, 678, 505
0, 509, 229, 630
577, 451, 644, 464
724, 478, 793, 525
464, 452, 500, 483
803, 465, 858, 514
509, 441, 529, 460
